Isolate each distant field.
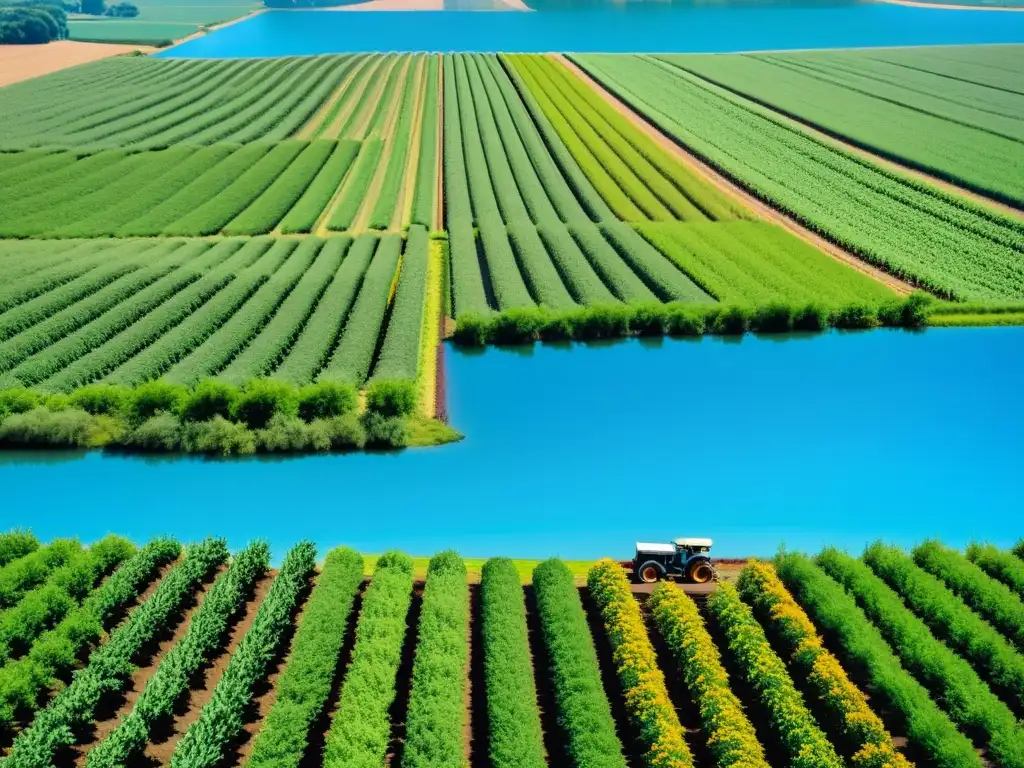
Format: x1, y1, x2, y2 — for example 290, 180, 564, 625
68, 0, 257, 43
68, 20, 202, 43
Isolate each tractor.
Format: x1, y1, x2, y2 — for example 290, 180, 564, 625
623, 538, 716, 584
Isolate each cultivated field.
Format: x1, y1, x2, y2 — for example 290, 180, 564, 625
2, 530, 1023, 767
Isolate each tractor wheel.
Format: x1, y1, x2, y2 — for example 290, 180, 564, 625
636, 561, 662, 584
688, 561, 714, 584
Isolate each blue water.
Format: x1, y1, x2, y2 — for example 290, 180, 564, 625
4, 327, 1022, 563
155, 3, 1024, 57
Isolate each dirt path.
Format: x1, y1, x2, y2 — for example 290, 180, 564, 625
350, 55, 402, 141
394, 56, 429, 230
434, 53, 445, 232
383, 586, 422, 767
553, 54, 917, 296
321, 56, 380, 140
142, 571, 276, 766
295, 56, 366, 140
0, 41, 155, 88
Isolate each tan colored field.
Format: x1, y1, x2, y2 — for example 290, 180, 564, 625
0, 40, 153, 88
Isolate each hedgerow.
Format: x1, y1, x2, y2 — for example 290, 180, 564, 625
324, 550, 414, 768
913, 540, 1024, 650
371, 226, 429, 382
735, 560, 910, 768
774, 552, 982, 768
532, 558, 626, 768
479, 558, 545, 768
967, 542, 1024, 596
817, 547, 1024, 766
402, 551, 469, 768
85, 540, 270, 768
326, 140, 383, 231
247, 547, 363, 768
0, 535, 133, 665
648, 583, 769, 768
2, 537, 226, 768
169, 541, 316, 768
0, 538, 81, 609
863, 542, 1024, 714
587, 560, 693, 768
707, 582, 843, 768
279, 140, 360, 234
0, 530, 37, 568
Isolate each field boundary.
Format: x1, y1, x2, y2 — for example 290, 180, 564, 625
554, 54, 916, 296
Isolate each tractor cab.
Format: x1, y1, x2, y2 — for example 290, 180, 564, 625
629, 537, 715, 584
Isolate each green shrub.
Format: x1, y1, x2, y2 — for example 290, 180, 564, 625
180, 380, 238, 422
0, 531, 38, 569
665, 304, 706, 335
710, 305, 750, 335
752, 303, 794, 333
232, 379, 299, 429
181, 416, 255, 457
832, 304, 877, 329
793, 303, 830, 331
257, 415, 331, 453
0, 407, 119, 448
42, 394, 71, 412
129, 380, 187, 423
627, 303, 668, 336
68, 384, 131, 416
317, 414, 366, 451
362, 412, 408, 449
121, 414, 182, 452
0, 388, 41, 418
966, 543, 1024, 597
364, 379, 417, 418
297, 381, 357, 421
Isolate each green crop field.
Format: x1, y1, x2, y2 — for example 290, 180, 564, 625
662, 46, 1024, 207
2, 530, 1022, 768
67, 0, 259, 43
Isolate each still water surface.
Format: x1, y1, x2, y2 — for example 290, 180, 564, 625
155, 1, 1024, 57
5, 328, 1022, 562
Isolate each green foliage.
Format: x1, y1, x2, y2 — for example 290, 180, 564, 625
365, 379, 417, 418
967, 542, 1024, 597
279, 140, 361, 234
256, 414, 332, 453
0, 387, 40, 418
0, 536, 179, 731
85, 541, 270, 768
774, 552, 982, 768
913, 540, 1024, 651
0, 538, 81, 609
532, 558, 626, 768
182, 414, 257, 456
361, 411, 408, 449
0, 6, 65, 44
479, 558, 546, 768
170, 541, 316, 768
371, 226, 430, 382
247, 547, 363, 768
864, 543, 1024, 715
128, 380, 187, 423
2, 538, 224, 767
297, 381, 357, 421
68, 383, 131, 416
411, 57, 439, 227
0, 530, 38, 569
401, 552, 469, 768
326, 140, 383, 231
324, 550, 414, 768
231, 379, 299, 429
706, 582, 842, 768
180, 379, 238, 422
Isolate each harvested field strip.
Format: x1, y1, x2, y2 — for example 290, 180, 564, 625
279, 141, 361, 235
320, 56, 384, 140
324, 141, 385, 233
298, 55, 368, 140
342, 55, 400, 140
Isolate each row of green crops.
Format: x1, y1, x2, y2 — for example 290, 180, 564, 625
0, 537, 179, 731
572, 54, 1024, 301
3, 537, 227, 768
84, 541, 271, 768
0, 531, 37, 568
0, 538, 81, 608
0, 234, 426, 392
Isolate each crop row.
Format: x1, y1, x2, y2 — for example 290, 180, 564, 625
0, 233, 430, 391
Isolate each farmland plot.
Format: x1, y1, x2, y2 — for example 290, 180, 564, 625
573, 54, 1024, 301
665, 47, 1024, 206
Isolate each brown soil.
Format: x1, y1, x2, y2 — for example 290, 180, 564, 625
321, 56, 380, 140
0, 41, 154, 88
60, 564, 226, 768
141, 570, 277, 767
295, 57, 369, 140
434, 53, 445, 232
522, 585, 564, 764
553, 54, 917, 296
394, 56, 429, 230
466, 584, 486, 768
384, 585, 423, 766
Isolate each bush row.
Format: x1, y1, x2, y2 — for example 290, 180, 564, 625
587, 560, 693, 767
3, 537, 227, 768
402, 552, 470, 768
532, 558, 626, 768
863, 543, 1024, 715
324, 551, 414, 768
706, 582, 843, 768
774, 552, 982, 768
817, 547, 1024, 767
913, 541, 1024, 651
247, 547, 364, 768
170, 541, 317, 768
967, 543, 1024, 598
0, 530, 37, 569
0, 538, 81, 609
85, 541, 271, 768
735, 560, 910, 768
648, 582, 769, 768
479, 558, 546, 768
0, 535, 134, 667
453, 293, 933, 345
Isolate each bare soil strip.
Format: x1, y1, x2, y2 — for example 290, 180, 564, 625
350, 56, 403, 141
61, 565, 226, 768
394, 56, 429, 230
434, 53, 445, 232
553, 54, 917, 296
312, 144, 367, 235
467, 584, 487, 768
383, 586, 423, 767
0, 41, 154, 88
142, 571, 277, 766
321, 56, 380, 140
295, 57, 367, 140
522, 585, 557, 763
351, 57, 411, 232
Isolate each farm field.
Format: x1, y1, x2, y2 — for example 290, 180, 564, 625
663, 46, 1024, 207
3, 530, 1024, 768
67, 0, 259, 44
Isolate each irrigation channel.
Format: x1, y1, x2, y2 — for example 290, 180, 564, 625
3, 326, 1021, 562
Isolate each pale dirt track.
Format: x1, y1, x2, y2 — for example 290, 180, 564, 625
552, 53, 919, 296
0, 41, 154, 87
880, 0, 1024, 10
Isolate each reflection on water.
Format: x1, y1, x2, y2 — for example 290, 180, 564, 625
4, 327, 1022, 563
